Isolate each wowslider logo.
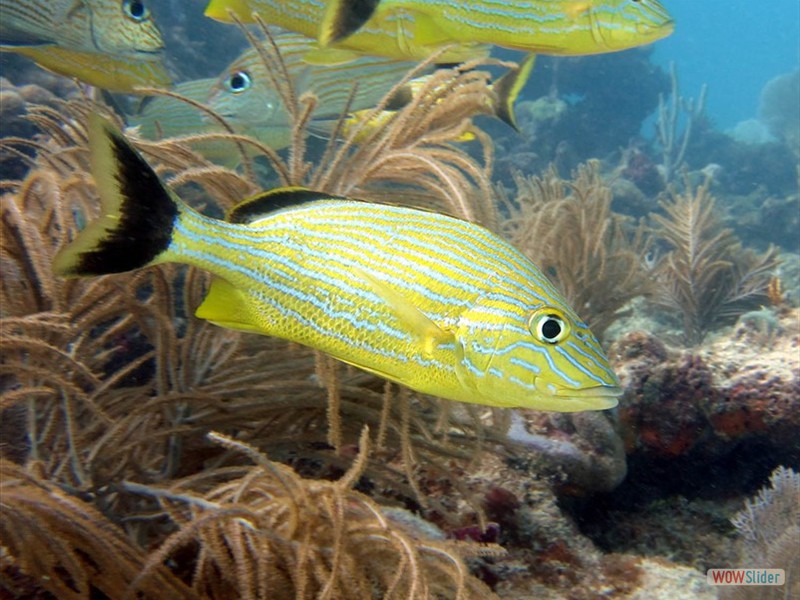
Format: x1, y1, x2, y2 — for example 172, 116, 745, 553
707, 569, 785, 586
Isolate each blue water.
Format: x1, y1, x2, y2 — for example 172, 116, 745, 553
653, 1, 800, 130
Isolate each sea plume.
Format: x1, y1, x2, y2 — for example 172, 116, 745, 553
649, 177, 778, 345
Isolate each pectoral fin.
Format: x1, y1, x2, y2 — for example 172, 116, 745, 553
356, 268, 452, 356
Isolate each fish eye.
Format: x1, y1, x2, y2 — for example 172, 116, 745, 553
228, 70, 252, 93
123, 0, 149, 21
528, 308, 571, 345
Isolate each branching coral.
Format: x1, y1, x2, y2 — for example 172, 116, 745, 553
656, 62, 707, 184
650, 177, 779, 345
499, 161, 652, 338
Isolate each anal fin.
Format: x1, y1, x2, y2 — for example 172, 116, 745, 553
195, 277, 264, 334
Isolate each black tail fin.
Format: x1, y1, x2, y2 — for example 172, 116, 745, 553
53, 114, 180, 277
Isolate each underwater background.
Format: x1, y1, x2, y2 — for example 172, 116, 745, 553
1, 1, 799, 599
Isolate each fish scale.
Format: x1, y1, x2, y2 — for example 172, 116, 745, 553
54, 116, 622, 412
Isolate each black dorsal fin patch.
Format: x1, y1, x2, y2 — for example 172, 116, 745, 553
226, 186, 349, 224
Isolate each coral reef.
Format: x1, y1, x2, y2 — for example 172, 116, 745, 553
2, 16, 797, 600
124, 431, 503, 600
506, 410, 627, 495
492, 49, 670, 182
0, 37, 513, 598
0, 73, 81, 180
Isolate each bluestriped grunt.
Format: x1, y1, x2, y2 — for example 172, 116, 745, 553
205, 0, 673, 63
203, 0, 489, 64
0, 0, 170, 91
53, 116, 622, 411
131, 33, 420, 164
207, 35, 418, 148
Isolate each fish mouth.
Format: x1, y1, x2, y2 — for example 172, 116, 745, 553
554, 386, 621, 411
530, 378, 622, 411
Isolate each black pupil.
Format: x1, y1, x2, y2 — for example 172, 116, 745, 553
230, 73, 247, 90
541, 317, 562, 341
128, 0, 145, 17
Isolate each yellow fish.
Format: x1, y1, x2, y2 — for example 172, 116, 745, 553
205, 0, 673, 63
0, 0, 170, 91
339, 54, 536, 144
54, 115, 622, 412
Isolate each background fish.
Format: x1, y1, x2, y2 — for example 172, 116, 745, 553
0, 0, 170, 90
54, 116, 622, 412
203, 0, 490, 64
319, 0, 675, 57
206, 34, 418, 151
128, 78, 239, 163
129, 33, 419, 164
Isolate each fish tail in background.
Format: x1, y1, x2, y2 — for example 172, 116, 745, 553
53, 114, 181, 277
492, 53, 536, 131
319, 0, 381, 46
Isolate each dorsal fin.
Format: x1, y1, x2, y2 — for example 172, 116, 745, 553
226, 186, 348, 224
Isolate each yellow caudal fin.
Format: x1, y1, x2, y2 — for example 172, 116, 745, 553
195, 277, 264, 333
319, 0, 381, 47
492, 53, 536, 131
53, 114, 181, 277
